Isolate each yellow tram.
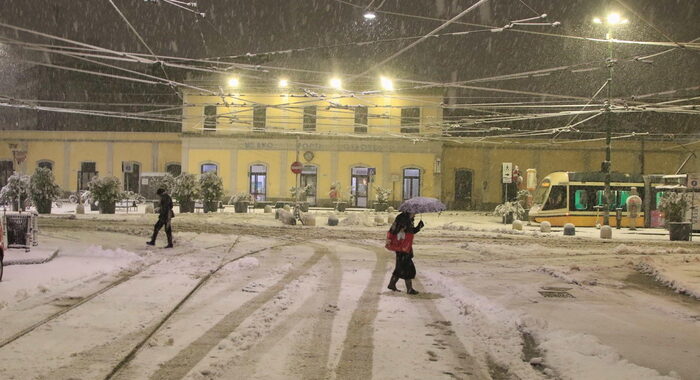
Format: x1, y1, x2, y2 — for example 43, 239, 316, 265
528, 172, 648, 227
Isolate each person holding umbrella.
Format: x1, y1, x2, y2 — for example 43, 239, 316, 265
387, 211, 424, 294
387, 197, 446, 294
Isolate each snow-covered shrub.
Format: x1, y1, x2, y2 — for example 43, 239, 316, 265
289, 184, 312, 200
87, 176, 122, 204
493, 201, 525, 220
0, 173, 30, 209
658, 192, 689, 222
199, 172, 223, 202
172, 173, 199, 203
29, 167, 61, 213
374, 186, 391, 203
152, 173, 175, 194
230, 192, 253, 203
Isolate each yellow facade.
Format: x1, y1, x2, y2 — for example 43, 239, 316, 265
2, 90, 698, 210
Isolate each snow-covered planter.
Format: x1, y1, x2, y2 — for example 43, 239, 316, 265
29, 167, 61, 214
290, 184, 311, 211
374, 185, 391, 211
0, 173, 30, 211
172, 173, 199, 213
494, 201, 525, 224
199, 172, 223, 213
231, 192, 253, 213
87, 176, 122, 214
658, 192, 691, 241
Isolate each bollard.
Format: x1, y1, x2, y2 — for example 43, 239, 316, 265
387, 206, 395, 213
600, 225, 613, 239
387, 214, 396, 225
75, 204, 85, 214
145, 204, 154, 214
374, 215, 385, 225
275, 208, 281, 219
512, 220, 523, 231
540, 221, 551, 233
301, 213, 316, 226
563, 223, 575, 236
283, 204, 291, 212
264, 205, 272, 213
328, 215, 339, 226
615, 208, 622, 229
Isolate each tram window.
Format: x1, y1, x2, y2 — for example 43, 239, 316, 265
574, 190, 589, 211
618, 190, 630, 209
596, 190, 605, 206
543, 185, 567, 210
655, 192, 664, 208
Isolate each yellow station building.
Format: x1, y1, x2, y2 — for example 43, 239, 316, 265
2, 84, 698, 209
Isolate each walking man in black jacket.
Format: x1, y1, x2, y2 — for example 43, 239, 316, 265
147, 188, 174, 248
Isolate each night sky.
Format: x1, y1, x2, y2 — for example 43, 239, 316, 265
0, 0, 698, 134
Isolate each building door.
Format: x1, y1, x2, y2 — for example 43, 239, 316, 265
351, 167, 369, 208
454, 169, 473, 210
78, 162, 98, 191
249, 164, 267, 201
300, 165, 317, 206
124, 162, 140, 193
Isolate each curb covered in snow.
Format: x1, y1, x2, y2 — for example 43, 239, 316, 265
4, 249, 60, 266
635, 258, 700, 300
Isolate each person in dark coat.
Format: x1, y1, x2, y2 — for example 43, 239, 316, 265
147, 188, 174, 248
387, 211, 424, 294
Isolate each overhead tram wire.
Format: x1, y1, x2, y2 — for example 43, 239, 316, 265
106, 0, 180, 98
349, 0, 491, 81
614, 0, 696, 53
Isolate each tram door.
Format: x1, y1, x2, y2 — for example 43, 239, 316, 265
454, 169, 473, 209
351, 167, 369, 207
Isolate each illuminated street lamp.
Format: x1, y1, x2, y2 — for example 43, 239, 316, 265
593, 11, 629, 226
363, 11, 376, 20
278, 78, 289, 88
380, 76, 394, 91
227, 77, 239, 88
330, 77, 342, 90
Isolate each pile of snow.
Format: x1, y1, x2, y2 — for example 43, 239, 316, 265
82, 245, 143, 261
425, 271, 676, 380
614, 245, 694, 255
461, 242, 551, 256
537, 330, 680, 380
635, 257, 700, 300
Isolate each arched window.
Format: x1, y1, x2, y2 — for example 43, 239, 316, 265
351, 167, 370, 207
403, 168, 421, 200
166, 163, 181, 176
249, 164, 267, 201
201, 163, 218, 174
37, 160, 53, 171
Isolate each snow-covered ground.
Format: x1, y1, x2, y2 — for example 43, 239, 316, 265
0, 209, 698, 379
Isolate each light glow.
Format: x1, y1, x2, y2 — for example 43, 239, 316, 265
330, 77, 342, 89
278, 78, 289, 88
227, 77, 239, 88
593, 17, 602, 24
380, 76, 394, 91
363, 11, 376, 20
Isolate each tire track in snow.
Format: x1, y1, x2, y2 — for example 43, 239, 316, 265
334, 246, 388, 380
414, 278, 490, 380
147, 243, 326, 380
213, 242, 342, 379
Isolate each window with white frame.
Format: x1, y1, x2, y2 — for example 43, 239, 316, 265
403, 168, 421, 200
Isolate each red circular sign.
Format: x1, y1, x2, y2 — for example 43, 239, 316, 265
291, 161, 303, 174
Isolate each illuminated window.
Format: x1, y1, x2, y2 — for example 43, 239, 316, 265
201, 163, 218, 174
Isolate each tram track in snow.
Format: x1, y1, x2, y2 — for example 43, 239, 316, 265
0, 234, 233, 351
103, 237, 308, 380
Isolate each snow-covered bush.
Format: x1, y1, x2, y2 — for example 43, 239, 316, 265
87, 176, 122, 204
0, 173, 30, 210
289, 184, 312, 200
172, 173, 199, 203
152, 173, 175, 194
658, 192, 689, 222
199, 172, 223, 202
494, 201, 526, 220
230, 192, 253, 203
375, 186, 391, 203
29, 167, 61, 213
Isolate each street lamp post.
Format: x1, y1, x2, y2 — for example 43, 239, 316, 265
593, 12, 628, 226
